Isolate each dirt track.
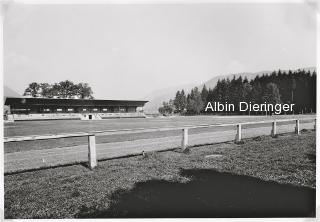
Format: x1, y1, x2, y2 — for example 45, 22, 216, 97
4, 121, 314, 173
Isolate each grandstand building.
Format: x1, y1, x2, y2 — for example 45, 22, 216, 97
4, 97, 148, 121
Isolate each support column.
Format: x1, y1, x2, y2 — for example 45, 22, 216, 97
236, 124, 242, 142
295, 119, 300, 135
88, 135, 97, 169
181, 128, 189, 150
271, 121, 277, 137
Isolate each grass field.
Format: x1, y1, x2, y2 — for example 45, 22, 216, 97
4, 114, 315, 137
4, 130, 316, 218
4, 114, 315, 153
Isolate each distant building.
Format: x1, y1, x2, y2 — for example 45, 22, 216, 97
5, 97, 148, 120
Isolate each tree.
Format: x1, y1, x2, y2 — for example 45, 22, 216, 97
77, 83, 94, 99
164, 68, 316, 116
262, 83, 281, 115
291, 77, 296, 103
58, 80, 75, 98
180, 90, 187, 113
51, 83, 61, 98
201, 85, 209, 104
242, 82, 252, 102
173, 90, 181, 112
23, 80, 94, 99
250, 82, 263, 104
39, 83, 53, 98
186, 87, 203, 114
173, 89, 187, 114
23, 82, 41, 97
158, 100, 175, 115
158, 106, 166, 115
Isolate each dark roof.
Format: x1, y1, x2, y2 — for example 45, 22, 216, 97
5, 97, 148, 107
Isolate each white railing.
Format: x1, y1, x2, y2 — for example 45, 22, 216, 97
4, 117, 316, 170
4, 132, 97, 169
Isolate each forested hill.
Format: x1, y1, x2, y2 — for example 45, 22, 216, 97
143, 67, 316, 113
158, 68, 316, 115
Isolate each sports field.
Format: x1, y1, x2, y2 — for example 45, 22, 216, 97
4, 114, 315, 173
4, 114, 315, 137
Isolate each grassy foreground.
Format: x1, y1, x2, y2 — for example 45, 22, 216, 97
5, 130, 316, 218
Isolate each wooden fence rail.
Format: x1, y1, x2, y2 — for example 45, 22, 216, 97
180, 118, 315, 151
4, 117, 316, 169
4, 132, 94, 143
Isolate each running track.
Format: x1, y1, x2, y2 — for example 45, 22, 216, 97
4, 122, 314, 173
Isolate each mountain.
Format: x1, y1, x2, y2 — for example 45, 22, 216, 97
296, 66, 316, 73
143, 67, 316, 113
200, 70, 272, 90
143, 83, 196, 113
143, 71, 272, 113
4, 85, 21, 98
3, 86, 21, 112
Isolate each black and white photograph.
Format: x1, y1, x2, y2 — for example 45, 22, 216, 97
1, 0, 318, 219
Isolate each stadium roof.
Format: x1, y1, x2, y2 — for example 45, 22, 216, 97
5, 97, 148, 107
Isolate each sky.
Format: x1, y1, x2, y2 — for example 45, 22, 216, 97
3, 2, 317, 100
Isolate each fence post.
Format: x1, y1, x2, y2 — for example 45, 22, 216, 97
314, 119, 316, 131
236, 124, 242, 142
88, 135, 97, 169
271, 121, 277, 137
181, 128, 188, 150
295, 119, 300, 135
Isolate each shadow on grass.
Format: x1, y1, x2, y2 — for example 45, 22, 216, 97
76, 169, 315, 218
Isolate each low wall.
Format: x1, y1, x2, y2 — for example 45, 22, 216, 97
99, 112, 146, 119
12, 113, 82, 121
11, 112, 146, 121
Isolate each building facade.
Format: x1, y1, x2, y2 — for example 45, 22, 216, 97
5, 97, 148, 120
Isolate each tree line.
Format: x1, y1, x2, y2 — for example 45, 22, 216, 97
23, 80, 94, 99
159, 69, 316, 115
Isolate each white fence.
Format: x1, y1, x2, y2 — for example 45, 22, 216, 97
4, 117, 316, 170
